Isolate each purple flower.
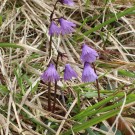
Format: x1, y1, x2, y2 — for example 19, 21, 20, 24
64, 64, 77, 80
59, 18, 76, 35
81, 44, 99, 63
41, 64, 60, 83
59, 0, 74, 6
49, 21, 60, 36
82, 62, 97, 82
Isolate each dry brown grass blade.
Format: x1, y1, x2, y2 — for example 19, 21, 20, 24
16, 103, 56, 134
108, 116, 135, 135
56, 98, 78, 135
0, 0, 135, 134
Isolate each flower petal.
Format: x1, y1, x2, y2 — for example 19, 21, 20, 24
49, 21, 60, 36
82, 62, 97, 82
64, 64, 77, 80
41, 64, 60, 83
81, 44, 99, 63
59, 18, 76, 35
59, 0, 74, 6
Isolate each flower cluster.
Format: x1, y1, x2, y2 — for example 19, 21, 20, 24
41, 1, 98, 83
40, 0, 101, 113
49, 1, 75, 36
41, 44, 98, 83
41, 63, 77, 83
49, 18, 76, 36
81, 44, 98, 82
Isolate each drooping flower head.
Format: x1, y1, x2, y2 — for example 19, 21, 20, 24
49, 21, 60, 36
81, 44, 98, 63
41, 63, 60, 83
59, 18, 76, 35
64, 64, 77, 81
59, 0, 74, 6
82, 62, 97, 82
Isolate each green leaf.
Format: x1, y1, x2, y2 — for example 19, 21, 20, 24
73, 92, 135, 121
62, 109, 119, 135
86, 128, 96, 135
85, 0, 90, 7
0, 85, 9, 95
82, 91, 98, 98
118, 69, 135, 78
14, 67, 25, 95
97, 96, 135, 114
0, 15, 2, 26
76, 6, 135, 40
0, 43, 23, 49
73, 93, 119, 120
82, 91, 104, 98
100, 125, 122, 135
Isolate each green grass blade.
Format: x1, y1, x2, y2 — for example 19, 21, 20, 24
118, 69, 135, 78
0, 42, 23, 48
73, 93, 119, 120
62, 109, 119, 135
0, 14, 2, 26
77, 6, 135, 40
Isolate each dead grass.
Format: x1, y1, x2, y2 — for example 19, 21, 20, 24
0, 0, 135, 134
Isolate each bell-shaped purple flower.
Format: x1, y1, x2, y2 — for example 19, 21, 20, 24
41, 64, 60, 83
64, 64, 77, 80
49, 21, 60, 36
59, 18, 76, 35
59, 0, 74, 6
81, 44, 98, 63
82, 62, 97, 82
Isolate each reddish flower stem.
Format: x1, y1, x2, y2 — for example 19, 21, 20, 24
92, 63, 101, 101
49, 0, 59, 57
48, 0, 59, 112
49, 35, 52, 57
48, 82, 51, 111
50, 0, 59, 21
52, 52, 60, 113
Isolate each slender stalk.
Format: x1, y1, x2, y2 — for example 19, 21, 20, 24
50, 0, 59, 21
52, 52, 60, 113
77, 89, 80, 111
52, 81, 58, 113
49, 35, 52, 57
48, 0, 59, 112
49, 0, 59, 57
48, 35, 52, 111
92, 63, 101, 101
48, 82, 51, 111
